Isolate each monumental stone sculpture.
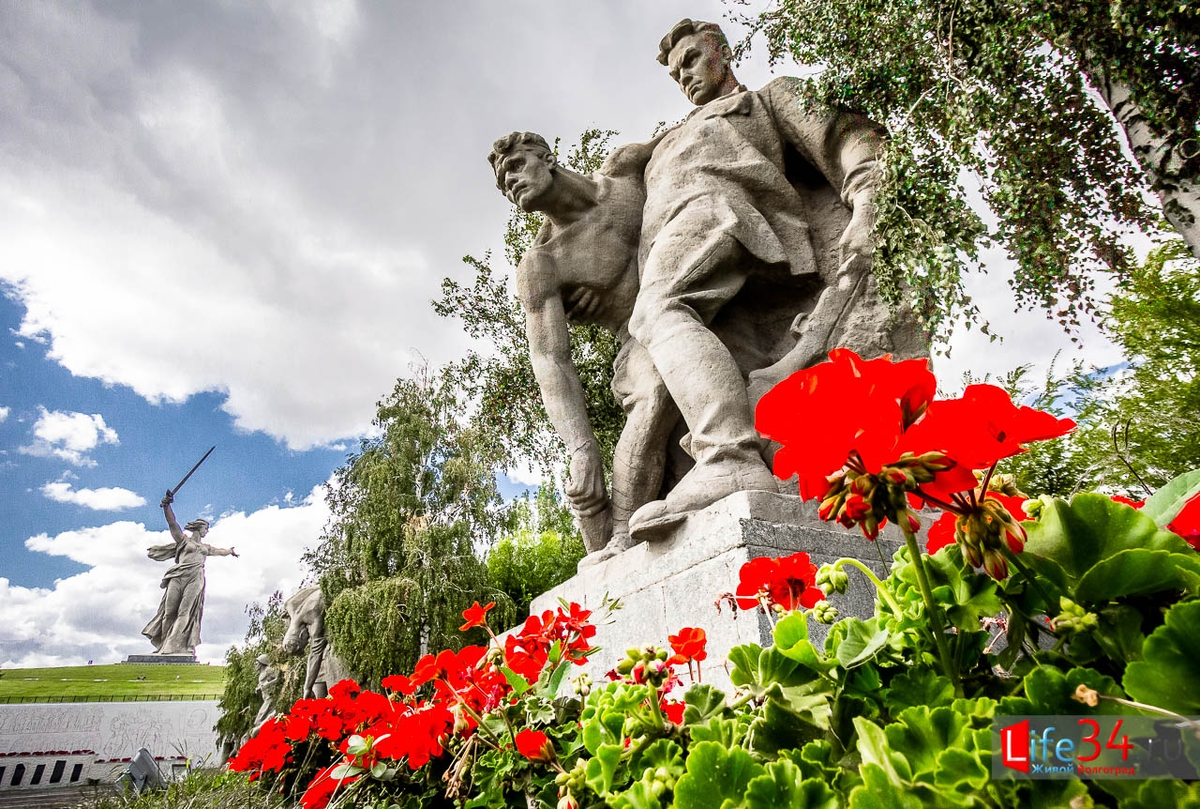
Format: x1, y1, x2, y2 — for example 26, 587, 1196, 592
281, 586, 351, 699
250, 654, 281, 735
141, 492, 237, 657
489, 132, 681, 560
499, 17, 925, 557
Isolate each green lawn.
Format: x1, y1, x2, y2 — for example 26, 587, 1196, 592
0, 663, 226, 702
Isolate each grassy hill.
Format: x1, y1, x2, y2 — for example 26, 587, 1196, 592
0, 663, 225, 702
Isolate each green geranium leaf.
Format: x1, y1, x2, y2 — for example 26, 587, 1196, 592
743, 759, 838, 809
1124, 601, 1200, 715
633, 738, 684, 779
834, 617, 890, 669
585, 743, 625, 796
848, 763, 925, 809
1074, 548, 1200, 603
1140, 469, 1200, 529
729, 643, 821, 697
1126, 778, 1200, 809
674, 741, 765, 809
498, 665, 532, 696
1023, 494, 1191, 583
689, 716, 746, 747
1001, 666, 1125, 717
610, 780, 664, 809
683, 683, 728, 726
854, 716, 913, 785
749, 685, 832, 756
883, 706, 971, 778
774, 613, 833, 673
932, 746, 989, 792
883, 668, 955, 714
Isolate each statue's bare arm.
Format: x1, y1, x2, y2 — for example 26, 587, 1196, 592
518, 252, 607, 517
161, 494, 186, 544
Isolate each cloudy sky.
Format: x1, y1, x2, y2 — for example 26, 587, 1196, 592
0, 1, 1122, 667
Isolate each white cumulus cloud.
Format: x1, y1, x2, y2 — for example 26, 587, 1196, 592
41, 479, 147, 511
1, 484, 330, 667
19, 407, 119, 467
0, 406, 9, 422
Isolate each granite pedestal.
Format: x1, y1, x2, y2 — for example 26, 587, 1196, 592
529, 491, 906, 693
121, 655, 197, 665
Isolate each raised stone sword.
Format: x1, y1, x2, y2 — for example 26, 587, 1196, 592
168, 445, 216, 498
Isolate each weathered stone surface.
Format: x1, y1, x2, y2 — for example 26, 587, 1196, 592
529, 491, 902, 693
492, 18, 926, 566
0, 700, 220, 762
281, 586, 352, 700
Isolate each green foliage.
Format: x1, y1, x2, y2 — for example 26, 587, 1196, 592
1074, 239, 1200, 492
433, 129, 625, 477
216, 466, 1200, 808
80, 767, 286, 809
305, 366, 515, 685
740, 0, 1197, 339
215, 592, 292, 745
487, 486, 586, 618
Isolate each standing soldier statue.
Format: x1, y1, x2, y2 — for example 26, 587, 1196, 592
142, 447, 237, 657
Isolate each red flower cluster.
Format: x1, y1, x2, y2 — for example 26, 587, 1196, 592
504, 603, 597, 683
229, 601, 597, 809
735, 552, 824, 611
757, 350, 1075, 504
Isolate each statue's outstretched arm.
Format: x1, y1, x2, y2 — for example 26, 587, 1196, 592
160, 491, 186, 544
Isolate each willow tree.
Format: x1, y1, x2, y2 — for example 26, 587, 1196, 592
434, 129, 624, 478
739, 0, 1197, 339
305, 366, 514, 685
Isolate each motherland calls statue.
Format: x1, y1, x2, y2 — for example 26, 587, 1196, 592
142, 492, 238, 657
497, 17, 925, 560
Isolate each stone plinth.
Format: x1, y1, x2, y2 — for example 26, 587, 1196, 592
122, 654, 197, 665
529, 491, 903, 693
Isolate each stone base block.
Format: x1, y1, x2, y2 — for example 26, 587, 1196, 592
121, 654, 198, 665
529, 491, 903, 693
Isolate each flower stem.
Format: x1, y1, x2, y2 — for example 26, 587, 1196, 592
831, 558, 904, 617
896, 504, 962, 697
1002, 546, 1056, 610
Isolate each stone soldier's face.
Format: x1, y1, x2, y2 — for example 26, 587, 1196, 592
667, 32, 729, 106
496, 147, 554, 211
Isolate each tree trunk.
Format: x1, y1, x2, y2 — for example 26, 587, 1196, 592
1087, 65, 1200, 260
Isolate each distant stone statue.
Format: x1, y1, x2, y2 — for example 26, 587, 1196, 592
142, 492, 237, 657
250, 654, 281, 734
626, 18, 923, 537
281, 586, 351, 699
489, 131, 681, 560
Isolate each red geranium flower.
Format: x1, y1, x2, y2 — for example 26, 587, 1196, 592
1167, 493, 1200, 551
300, 761, 359, 809
667, 627, 707, 665
757, 349, 938, 500
514, 729, 553, 762
898, 384, 1075, 471
1110, 494, 1145, 509
661, 699, 686, 724
460, 601, 496, 631
735, 552, 824, 611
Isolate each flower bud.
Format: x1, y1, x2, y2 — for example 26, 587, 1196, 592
813, 600, 839, 624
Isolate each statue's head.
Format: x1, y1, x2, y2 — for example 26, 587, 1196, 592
657, 18, 735, 106
184, 518, 209, 538
255, 654, 270, 669
488, 131, 556, 211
